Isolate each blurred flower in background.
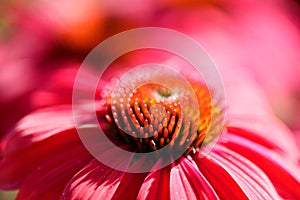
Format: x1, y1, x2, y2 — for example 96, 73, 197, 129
0, 0, 300, 199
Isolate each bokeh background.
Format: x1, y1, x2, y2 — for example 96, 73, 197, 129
1, 0, 300, 198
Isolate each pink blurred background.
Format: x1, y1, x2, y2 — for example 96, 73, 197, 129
1, 0, 300, 198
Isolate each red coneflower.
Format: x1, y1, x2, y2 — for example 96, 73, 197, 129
0, 60, 300, 200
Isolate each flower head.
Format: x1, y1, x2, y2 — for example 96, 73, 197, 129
0, 58, 300, 199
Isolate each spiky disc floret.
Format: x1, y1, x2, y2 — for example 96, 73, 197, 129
98, 72, 223, 156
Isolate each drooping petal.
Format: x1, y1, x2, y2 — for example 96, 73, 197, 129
15, 142, 92, 200
169, 158, 219, 200
138, 157, 217, 200
0, 128, 83, 189
61, 159, 117, 199
1, 105, 77, 153
0, 105, 97, 190
222, 132, 300, 199
211, 146, 281, 199
137, 162, 171, 200
110, 171, 147, 200
227, 116, 300, 162
62, 158, 147, 200
194, 155, 249, 200
194, 139, 286, 199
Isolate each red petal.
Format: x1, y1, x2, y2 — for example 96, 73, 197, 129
1, 106, 77, 153
0, 128, 83, 189
211, 146, 281, 199
62, 159, 146, 200
137, 156, 222, 200
111, 172, 147, 200
194, 154, 249, 200
226, 116, 300, 161
137, 161, 171, 200
16, 142, 92, 200
222, 133, 300, 199
169, 158, 218, 200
